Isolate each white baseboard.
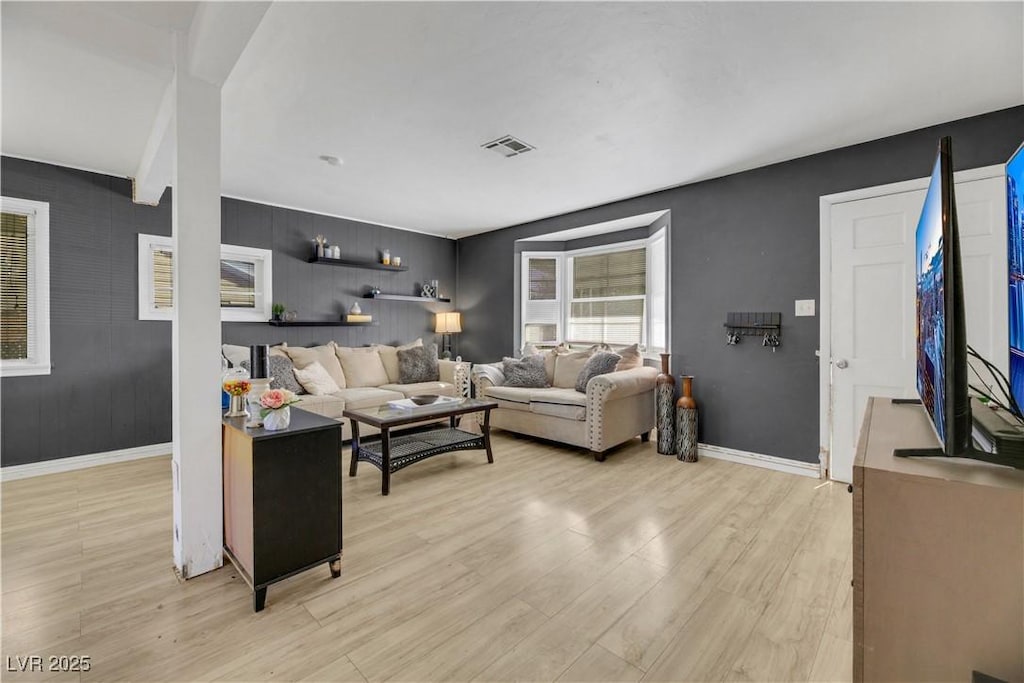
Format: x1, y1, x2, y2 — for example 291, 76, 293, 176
698, 443, 821, 479
1, 443, 172, 481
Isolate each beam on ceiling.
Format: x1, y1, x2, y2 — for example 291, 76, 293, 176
132, 2, 271, 205
187, 2, 273, 86
132, 81, 175, 205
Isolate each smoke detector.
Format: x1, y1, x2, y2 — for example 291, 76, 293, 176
482, 135, 535, 158
319, 155, 343, 166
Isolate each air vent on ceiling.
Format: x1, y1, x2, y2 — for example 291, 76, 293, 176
482, 135, 535, 158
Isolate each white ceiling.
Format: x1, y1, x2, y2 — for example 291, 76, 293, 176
3, 2, 1022, 239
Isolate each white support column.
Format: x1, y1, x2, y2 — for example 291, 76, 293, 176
170, 61, 224, 578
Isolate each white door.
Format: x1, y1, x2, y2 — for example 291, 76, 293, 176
828, 172, 1006, 484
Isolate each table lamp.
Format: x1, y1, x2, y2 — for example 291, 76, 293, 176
435, 311, 462, 359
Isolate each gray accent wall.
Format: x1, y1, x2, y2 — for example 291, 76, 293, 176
457, 106, 1024, 464
1, 157, 456, 467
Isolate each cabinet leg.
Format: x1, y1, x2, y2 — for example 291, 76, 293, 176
254, 587, 267, 612
640, 431, 651, 443
329, 558, 342, 578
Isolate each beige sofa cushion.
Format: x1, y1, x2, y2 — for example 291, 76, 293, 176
336, 348, 389, 388
553, 350, 592, 388
483, 385, 532, 412
614, 343, 644, 371
332, 387, 404, 410
379, 381, 457, 398
293, 362, 341, 395
294, 393, 346, 419
527, 387, 587, 420
285, 343, 346, 389
373, 338, 423, 384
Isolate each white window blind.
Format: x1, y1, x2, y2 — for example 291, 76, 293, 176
1, 197, 50, 377
1, 212, 29, 361
138, 235, 272, 322
522, 254, 561, 343
568, 247, 646, 346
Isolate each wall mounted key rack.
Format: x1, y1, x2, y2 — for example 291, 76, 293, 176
724, 312, 782, 350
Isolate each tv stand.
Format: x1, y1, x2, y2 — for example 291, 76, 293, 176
890, 397, 1024, 470
853, 397, 1024, 681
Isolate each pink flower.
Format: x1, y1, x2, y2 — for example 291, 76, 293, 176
260, 388, 291, 410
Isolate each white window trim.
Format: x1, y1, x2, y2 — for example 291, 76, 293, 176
138, 234, 273, 323
1, 196, 50, 377
519, 232, 670, 355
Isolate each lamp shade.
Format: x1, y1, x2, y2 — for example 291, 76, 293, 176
435, 311, 462, 334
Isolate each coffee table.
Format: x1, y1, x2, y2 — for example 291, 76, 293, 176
344, 398, 499, 495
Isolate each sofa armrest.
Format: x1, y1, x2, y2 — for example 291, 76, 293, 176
586, 366, 658, 404
471, 362, 505, 395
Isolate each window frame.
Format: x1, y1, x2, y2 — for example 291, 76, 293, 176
0, 196, 51, 378
138, 234, 273, 322
520, 251, 563, 345
519, 229, 669, 356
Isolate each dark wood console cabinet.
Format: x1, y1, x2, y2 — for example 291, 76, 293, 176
222, 408, 343, 612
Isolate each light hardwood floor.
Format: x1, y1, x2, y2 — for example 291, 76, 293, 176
1, 432, 853, 682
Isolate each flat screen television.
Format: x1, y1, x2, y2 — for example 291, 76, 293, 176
900, 136, 973, 456
898, 137, 1023, 469
1007, 141, 1024, 412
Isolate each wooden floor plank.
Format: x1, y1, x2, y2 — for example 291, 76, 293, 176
1, 433, 852, 683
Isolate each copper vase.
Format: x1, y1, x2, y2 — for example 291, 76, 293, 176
675, 375, 698, 462
655, 353, 676, 454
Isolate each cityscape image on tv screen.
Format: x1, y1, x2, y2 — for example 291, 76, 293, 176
1008, 144, 1024, 413
916, 156, 946, 443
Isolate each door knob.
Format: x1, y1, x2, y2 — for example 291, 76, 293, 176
835, 359, 849, 369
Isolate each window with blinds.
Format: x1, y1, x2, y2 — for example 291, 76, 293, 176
1, 212, 29, 360
519, 226, 669, 355
138, 234, 272, 322
521, 255, 561, 343
1, 196, 50, 377
568, 247, 646, 346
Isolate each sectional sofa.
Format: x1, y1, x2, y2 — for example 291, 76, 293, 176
222, 339, 467, 438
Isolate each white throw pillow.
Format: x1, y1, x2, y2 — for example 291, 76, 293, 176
285, 342, 346, 389
293, 361, 341, 395
337, 348, 390, 388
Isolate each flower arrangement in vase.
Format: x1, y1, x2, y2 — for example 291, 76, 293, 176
223, 379, 252, 417
259, 388, 301, 431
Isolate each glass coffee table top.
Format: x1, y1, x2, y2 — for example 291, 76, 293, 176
343, 397, 497, 427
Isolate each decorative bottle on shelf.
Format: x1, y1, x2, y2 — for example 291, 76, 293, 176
675, 375, 698, 462
655, 353, 676, 455
382, 249, 391, 265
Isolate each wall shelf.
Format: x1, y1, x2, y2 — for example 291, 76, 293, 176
307, 256, 408, 272
363, 293, 451, 303
268, 320, 378, 327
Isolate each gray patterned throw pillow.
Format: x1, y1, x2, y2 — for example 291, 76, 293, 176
398, 344, 440, 383
575, 351, 622, 393
502, 355, 548, 388
241, 356, 306, 395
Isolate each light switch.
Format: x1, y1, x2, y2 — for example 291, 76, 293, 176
795, 299, 815, 317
